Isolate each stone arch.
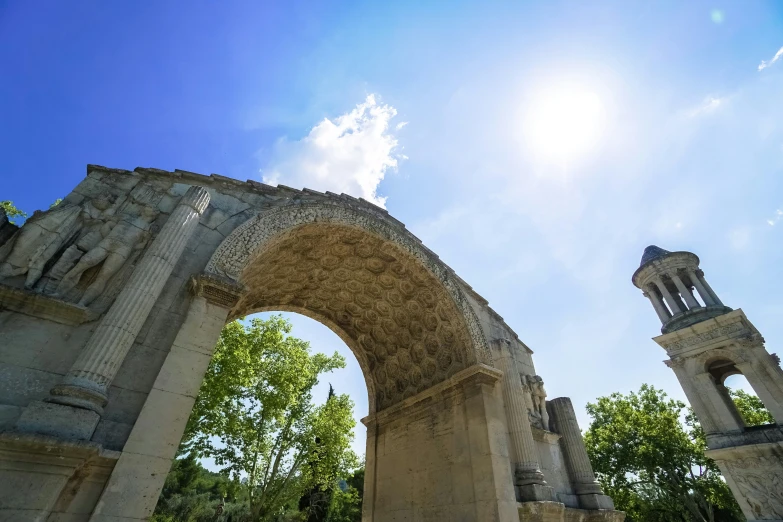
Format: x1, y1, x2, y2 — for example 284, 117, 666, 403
205, 201, 492, 412
698, 348, 748, 376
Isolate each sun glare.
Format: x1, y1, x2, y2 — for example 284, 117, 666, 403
522, 85, 607, 165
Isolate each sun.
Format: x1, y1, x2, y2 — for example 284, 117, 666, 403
521, 84, 607, 165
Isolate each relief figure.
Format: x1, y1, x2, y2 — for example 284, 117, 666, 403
0, 204, 82, 288
55, 202, 158, 305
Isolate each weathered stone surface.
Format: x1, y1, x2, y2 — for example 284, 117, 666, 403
0, 165, 622, 522
16, 401, 100, 440
636, 246, 783, 521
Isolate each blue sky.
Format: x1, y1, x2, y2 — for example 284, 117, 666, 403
3, 1, 783, 458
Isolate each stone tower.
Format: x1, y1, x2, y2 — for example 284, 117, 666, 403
633, 245, 783, 521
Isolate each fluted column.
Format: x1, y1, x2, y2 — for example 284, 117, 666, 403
548, 398, 601, 493
50, 186, 210, 412
671, 273, 700, 310
493, 340, 550, 500
696, 270, 723, 306
548, 397, 614, 510
654, 277, 683, 314
687, 269, 715, 306
644, 289, 671, 324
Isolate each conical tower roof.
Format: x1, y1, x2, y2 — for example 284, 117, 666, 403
639, 245, 670, 267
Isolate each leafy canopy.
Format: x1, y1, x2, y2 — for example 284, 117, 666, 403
584, 384, 742, 522
1, 200, 26, 224
729, 388, 774, 426
182, 315, 358, 522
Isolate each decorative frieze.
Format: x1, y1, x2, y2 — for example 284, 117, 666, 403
659, 322, 746, 351
723, 455, 783, 519
189, 273, 245, 309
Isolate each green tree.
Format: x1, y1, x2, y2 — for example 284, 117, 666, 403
152, 454, 247, 522
584, 384, 743, 522
1, 200, 26, 224
49, 198, 62, 209
326, 487, 362, 522
729, 388, 774, 426
183, 316, 358, 522
325, 467, 364, 522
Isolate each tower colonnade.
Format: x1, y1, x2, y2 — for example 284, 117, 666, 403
633, 245, 783, 521
634, 246, 728, 334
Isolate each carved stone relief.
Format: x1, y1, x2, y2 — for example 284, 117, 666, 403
660, 322, 746, 351
724, 456, 783, 519
0, 185, 162, 309
522, 374, 550, 430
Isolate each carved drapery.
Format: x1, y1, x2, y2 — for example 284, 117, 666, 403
522, 374, 550, 430
49, 186, 210, 412
723, 456, 783, 519
0, 183, 172, 310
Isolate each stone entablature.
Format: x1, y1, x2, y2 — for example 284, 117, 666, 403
655, 309, 758, 357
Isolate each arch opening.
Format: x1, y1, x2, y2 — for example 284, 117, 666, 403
228, 222, 477, 413
704, 357, 775, 428
706, 357, 741, 384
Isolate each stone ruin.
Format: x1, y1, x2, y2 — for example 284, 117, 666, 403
0, 164, 624, 521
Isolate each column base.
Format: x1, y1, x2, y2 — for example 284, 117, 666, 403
518, 500, 626, 522
517, 483, 556, 502
49, 382, 107, 414
15, 400, 100, 441
577, 493, 615, 510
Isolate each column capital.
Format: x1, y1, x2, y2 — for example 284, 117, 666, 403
665, 357, 687, 369
189, 273, 245, 309
178, 185, 211, 213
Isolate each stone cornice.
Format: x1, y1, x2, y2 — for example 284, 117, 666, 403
0, 283, 98, 325
653, 309, 757, 357
361, 363, 502, 427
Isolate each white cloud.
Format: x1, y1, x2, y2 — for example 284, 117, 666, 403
686, 96, 726, 118
395, 121, 409, 130
261, 95, 401, 207
758, 46, 783, 71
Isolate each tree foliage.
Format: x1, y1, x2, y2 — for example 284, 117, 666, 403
584, 384, 743, 522
1, 200, 26, 224
152, 454, 247, 522
182, 316, 359, 522
729, 388, 774, 426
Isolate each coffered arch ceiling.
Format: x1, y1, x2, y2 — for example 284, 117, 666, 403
206, 203, 491, 412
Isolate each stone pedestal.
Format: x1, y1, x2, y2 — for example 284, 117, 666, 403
0, 432, 119, 521
16, 400, 100, 441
